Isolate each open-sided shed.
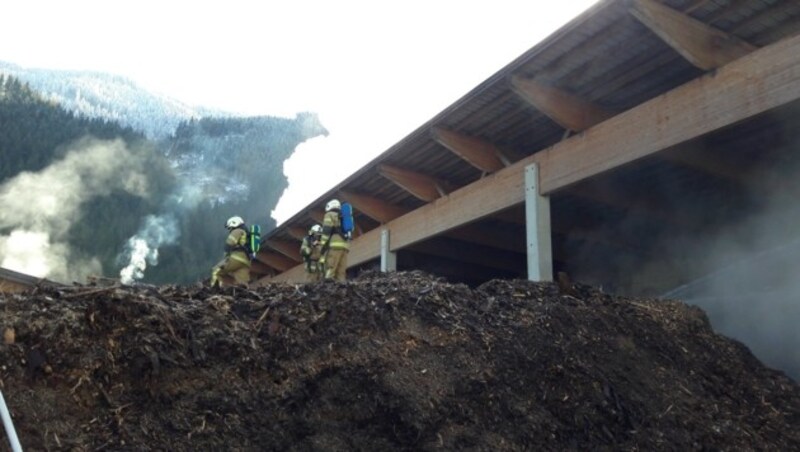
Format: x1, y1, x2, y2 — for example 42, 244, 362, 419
254, 0, 800, 294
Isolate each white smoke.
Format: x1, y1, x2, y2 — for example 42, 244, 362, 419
0, 138, 151, 282
116, 169, 212, 284
119, 214, 179, 284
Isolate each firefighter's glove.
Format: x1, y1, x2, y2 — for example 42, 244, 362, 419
319, 256, 326, 266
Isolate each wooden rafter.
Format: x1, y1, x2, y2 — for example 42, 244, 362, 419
510, 76, 614, 132
431, 127, 507, 173
264, 239, 302, 262
378, 164, 448, 202
339, 190, 409, 223
630, 0, 756, 70
256, 251, 296, 273
538, 34, 800, 193
250, 260, 275, 277
287, 226, 309, 241
308, 209, 325, 224
260, 34, 800, 283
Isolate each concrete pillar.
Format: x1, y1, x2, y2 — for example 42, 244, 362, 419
525, 163, 553, 281
380, 229, 397, 272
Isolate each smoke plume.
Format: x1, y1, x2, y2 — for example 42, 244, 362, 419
0, 138, 152, 282
118, 214, 179, 284
660, 129, 800, 379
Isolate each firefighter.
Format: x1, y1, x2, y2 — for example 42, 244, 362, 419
300, 224, 323, 282
318, 199, 350, 281
210, 216, 251, 287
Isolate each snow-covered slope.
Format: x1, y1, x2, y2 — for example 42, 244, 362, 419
0, 61, 229, 138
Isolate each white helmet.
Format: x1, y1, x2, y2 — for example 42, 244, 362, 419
325, 199, 341, 212
226, 216, 244, 229
309, 224, 322, 235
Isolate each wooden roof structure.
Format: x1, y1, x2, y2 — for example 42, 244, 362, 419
253, 0, 800, 292
0, 267, 62, 293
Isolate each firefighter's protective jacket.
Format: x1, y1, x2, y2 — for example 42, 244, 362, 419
225, 227, 251, 266
300, 234, 322, 261
320, 210, 350, 252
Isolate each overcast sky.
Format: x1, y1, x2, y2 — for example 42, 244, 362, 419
2, 0, 598, 224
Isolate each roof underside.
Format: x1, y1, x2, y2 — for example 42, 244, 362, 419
257, 0, 800, 292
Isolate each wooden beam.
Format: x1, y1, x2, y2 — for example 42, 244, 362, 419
339, 190, 409, 223
405, 238, 523, 273
378, 164, 448, 202
287, 226, 309, 241
250, 259, 275, 277
537, 33, 800, 193
261, 263, 305, 284
431, 127, 507, 173
308, 209, 325, 224
263, 34, 800, 281
264, 239, 302, 262
630, 0, 756, 70
510, 76, 614, 132
256, 251, 296, 273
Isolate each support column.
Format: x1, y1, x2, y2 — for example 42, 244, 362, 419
380, 229, 397, 272
525, 164, 553, 281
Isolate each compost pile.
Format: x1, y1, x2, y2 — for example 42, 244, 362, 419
1, 271, 798, 451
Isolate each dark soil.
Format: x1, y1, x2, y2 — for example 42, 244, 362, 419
1, 271, 798, 451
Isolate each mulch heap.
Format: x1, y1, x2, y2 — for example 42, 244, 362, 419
0, 271, 798, 451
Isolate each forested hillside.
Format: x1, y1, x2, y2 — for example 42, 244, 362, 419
0, 75, 146, 179
0, 74, 327, 284
0, 60, 221, 138
152, 113, 328, 284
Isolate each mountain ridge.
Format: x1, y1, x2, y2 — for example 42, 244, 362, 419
0, 60, 229, 139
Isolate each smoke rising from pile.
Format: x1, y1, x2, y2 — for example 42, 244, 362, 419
659, 131, 800, 379
118, 214, 179, 284
0, 138, 152, 282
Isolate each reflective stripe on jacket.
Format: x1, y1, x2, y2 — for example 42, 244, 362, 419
226, 227, 251, 265
320, 210, 349, 251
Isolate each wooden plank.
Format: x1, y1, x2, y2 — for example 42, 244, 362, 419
390, 165, 527, 250
630, 0, 756, 70
431, 127, 507, 173
339, 190, 409, 223
257, 251, 296, 273
308, 209, 325, 224
264, 239, 302, 262
348, 227, 382, 267
261, 264, 305, 284
250, 260, 275, 277
378, 164, 447, 202
287, 226, 309, 241
511, 76, 614, 131
536, 33, 800, 193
